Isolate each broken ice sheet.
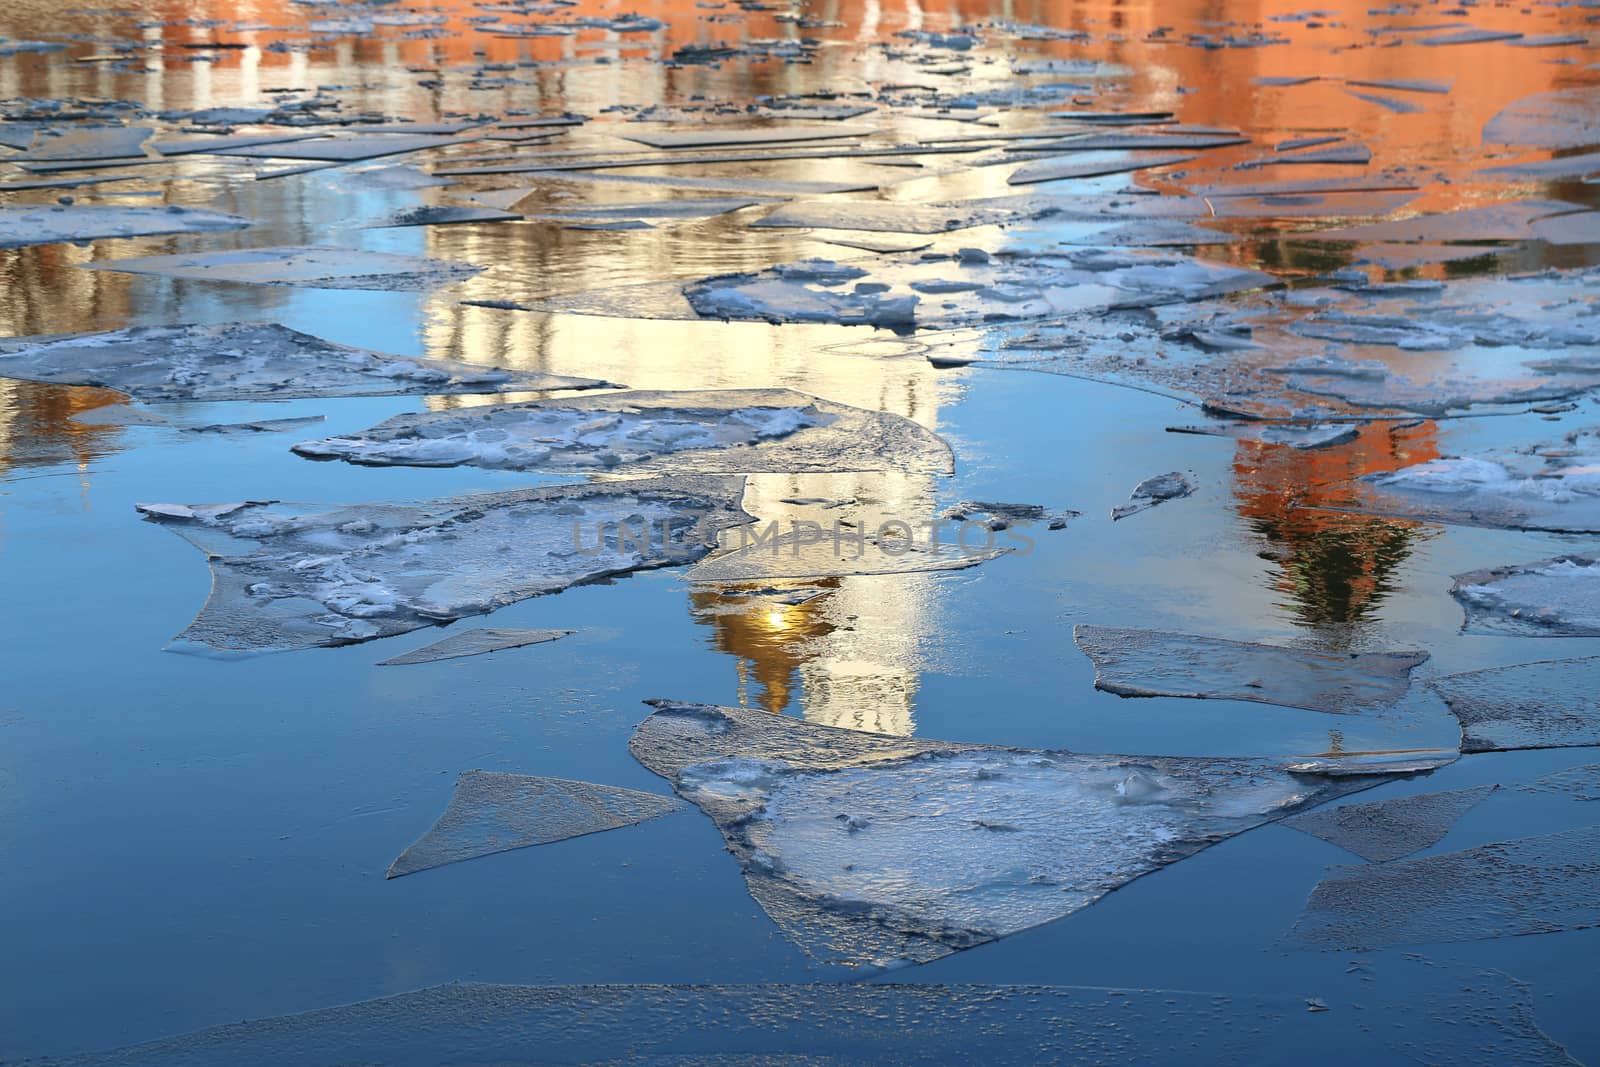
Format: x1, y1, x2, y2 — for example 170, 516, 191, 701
208, 133, 473, 162
628, 699, 1390, 968
376, 628, 574, 666
1167, 421, 1359, 450
179, 415, 327, 436
1285, 825, 1600, 949
0, 205, 251, 250
617, 124, 878, 149
1450, 556, 1600, 637
32, 974, 1578, 1065
1111, 470, 1195, 520
1483, 86, 1600, 149
1240, 142, 1371, 167
135, 476, 752, 653
1073, 626, 1429, 714
365, 205, 522, 228
1005, 151, 1199, 186
386, 770, 681, 877
79, 246, 483, 290
1430, 656, 1600, 752
682, 250, 1274, 331
0, 322, 607, 402
1346, 430, 1600, 533
943, 500, 1078, 530
16, 125, 152, 161
1305, 200, 1589, 243
1283, 784, 1497, 862
291, 389, 952, 476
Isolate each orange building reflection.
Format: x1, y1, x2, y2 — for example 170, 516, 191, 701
1232, 420, 1440, 632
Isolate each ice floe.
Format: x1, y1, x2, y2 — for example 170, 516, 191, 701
291, 389, 951, 475
1111, 471, 1195, 519
1307, 200, 1589, 243
0, 204, 251, 250
1283, 785, 1497, 862
1168, 421, 1359, 450
1286, 825, 1600, 949
35, 975, 1576, 1065
79, 246, 483, 290
1430, 655, 1600, 752
1074, 625, 1428, 714
376, 627, 574, 666
628, 699, 1402, 968
0, 322, 607, 402
386, 770, 681, 877
1483, 86, 1600, 149
617, 124, 878, 148
1006, 151, 1199, 185
136, 476, 752, 653
207, 133, 471, 161
1351, 431, 1600, 533
366, 205, 522, 228
1450, 556, 1600, 637
14, 124, 152, 161
683, 250, 1274, 331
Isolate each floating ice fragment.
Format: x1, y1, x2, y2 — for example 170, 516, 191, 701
291, 389, 953, 476
209, 133, 470, 161
0, 322, 606, 402
80, 246, 483, 290
1352, 434, 1600, 533
1344, 90, 1423, 115
539, 170, 879, 195
386, 770, 681, 877
1347, 77, 1452, 94
1168, 421, 1360, 450
1283, 785, 1497, 861
1307, 200, 1585, 243
1417, 27, 1524, 45
377, 628, 574, 666
180, 415, 327, 436
618, 124, 877, 149
1478, 150, 1600, 182
1430, 656, 1600, 752
136, 476, 752, 653
1286, 825, 1600, 949
0, 205, 251, 250
32, 975, 1576, 1065
1186, 174, 1419, 198
16, 125, 152, 161
943, 500, 1079, 530
1521, 763, 1600, 800
149, 132, 323, 156
1073, 625, 1428, 714
1483, 86, 1600, 149
1242, 142, 1371, 167
366, 205, 521, 228
1007, 151, 1198, 185
1111, 470, 1195, 519
683, 249, 1273, 331
629, 699, 1390, 968
1013, 132, 1247, 152
1450, 556, 1600, 637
